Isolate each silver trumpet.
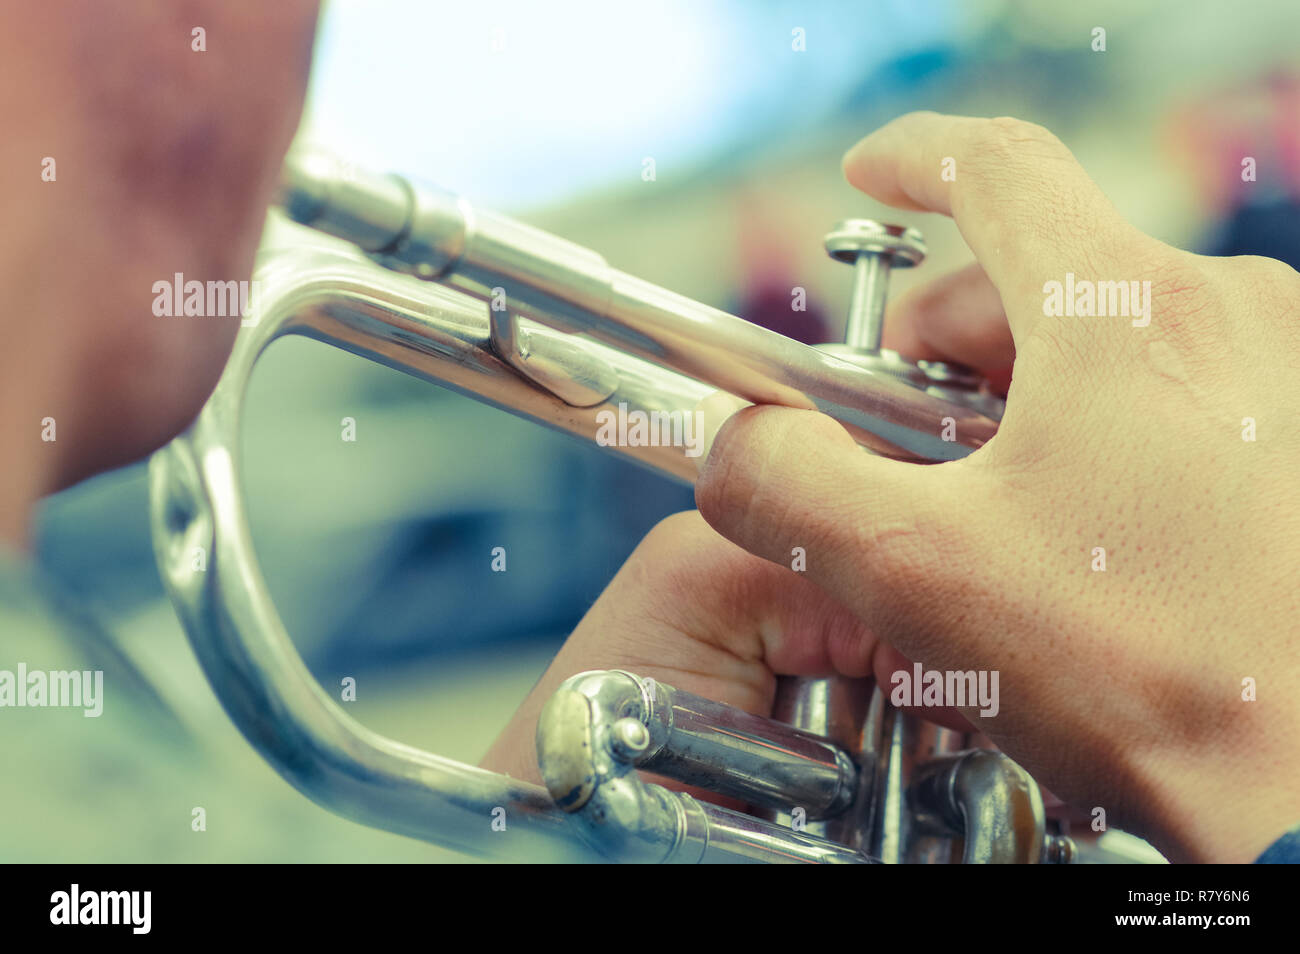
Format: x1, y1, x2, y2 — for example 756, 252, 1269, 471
148, 150, 1070, 863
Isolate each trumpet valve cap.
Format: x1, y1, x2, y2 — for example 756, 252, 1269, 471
823, 219, 926, 267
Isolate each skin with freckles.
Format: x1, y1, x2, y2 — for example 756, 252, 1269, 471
0, 0, 319, 547
488, 113, 1300, 865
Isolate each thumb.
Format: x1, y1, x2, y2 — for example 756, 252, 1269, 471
694, 397, 985, 654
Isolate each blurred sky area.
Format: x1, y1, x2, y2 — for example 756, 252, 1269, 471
302, 0, 963, 207
299, 0, 1300, 218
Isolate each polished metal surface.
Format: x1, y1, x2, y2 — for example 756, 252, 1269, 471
908, 749, 1048, 864
279, 150, 1000, 463
763, 676, 875, 850
824, 218, 926, 352
536, 670, 871, 863
149, 251, 603, 862
147, 150, 1078, 863
634, 674, 859, 820
1042, 833, 1077, 864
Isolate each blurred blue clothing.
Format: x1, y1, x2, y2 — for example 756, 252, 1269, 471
1256, 826, 1300, 863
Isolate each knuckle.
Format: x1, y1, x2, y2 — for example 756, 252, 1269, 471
960, 117, 1086, 245
697, 408, 852, 562
694, 408, 782, 551
735, 415, 821, 542
693, 415, 753, 529
972, 117, 1067, 166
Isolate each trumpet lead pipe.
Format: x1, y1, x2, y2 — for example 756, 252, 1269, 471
279, 151, 998, 463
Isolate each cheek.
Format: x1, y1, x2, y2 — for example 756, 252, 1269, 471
61, 6, 316, 270
51, 309, 242, 487
149, 314, 243, 422
111, 310, 242, 458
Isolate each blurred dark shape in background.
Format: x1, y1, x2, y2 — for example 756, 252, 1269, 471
1211, 198, 1300, 264
1166, 71, 1300, 265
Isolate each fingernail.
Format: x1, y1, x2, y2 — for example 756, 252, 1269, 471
692, 390, 751, 472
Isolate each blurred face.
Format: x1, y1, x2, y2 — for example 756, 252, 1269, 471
0, 0, 319, 490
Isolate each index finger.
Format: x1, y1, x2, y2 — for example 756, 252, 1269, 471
842, 112, 1150, 340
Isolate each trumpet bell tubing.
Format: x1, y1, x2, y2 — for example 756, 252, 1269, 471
149, 243, 875, 862
147, 152, 1041, 863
